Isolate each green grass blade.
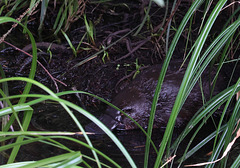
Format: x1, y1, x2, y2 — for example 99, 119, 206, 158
38, 0, 49, 31
230, 153, 240, 168
154, 0, 228, 167
0, 77, 137, 168
0, 16, 37, 163
20, 152, 82, 168
61, 29, 77, 56
143, 1, 205, 167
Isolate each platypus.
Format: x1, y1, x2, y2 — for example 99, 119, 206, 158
86, 62, 223, 133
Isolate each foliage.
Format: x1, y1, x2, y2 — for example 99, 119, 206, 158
0, 0, 87, 34
0, 0, 240, 167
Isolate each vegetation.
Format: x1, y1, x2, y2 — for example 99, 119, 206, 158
0, 0, 240, 167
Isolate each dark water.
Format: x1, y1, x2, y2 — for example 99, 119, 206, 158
1, 102, 237, 167
14, 103, 227, 168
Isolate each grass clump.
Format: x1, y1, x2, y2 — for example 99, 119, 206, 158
0, 0, 240, 167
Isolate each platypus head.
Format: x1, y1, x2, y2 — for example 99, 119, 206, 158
85, 107, 125, 134
86, 98, 149, 134
85, 65, 161, 134
85, 83, 151, 134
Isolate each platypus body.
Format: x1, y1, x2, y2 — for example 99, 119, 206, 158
86, 62, 223, 133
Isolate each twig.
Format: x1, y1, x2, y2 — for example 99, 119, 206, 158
0, 0, 42, 44
3, 41, 67, 92
114, 37, 151, 62
113, 0, 181, 62
156, 0, 182, 42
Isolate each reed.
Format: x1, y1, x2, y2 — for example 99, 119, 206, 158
0, 0, 240, 167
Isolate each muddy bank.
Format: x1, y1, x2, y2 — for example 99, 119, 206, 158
1, 1, 239, 132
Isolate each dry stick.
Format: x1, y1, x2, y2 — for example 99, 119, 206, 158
156, 0, 182, 42
222, 1, 240, 11
237, 91, 240, 101
104, 28, 131, 45
0, 1, 64, 89
0, 3, 42, 135
160, 155, 176, 168
0, 1, 67, 92
124, 38, 133, 53
184, 126, 240, 167
0, 0, 41, 43
3, 41, 67, 92
115, 0, 181, 62
114, 37, 151, 62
